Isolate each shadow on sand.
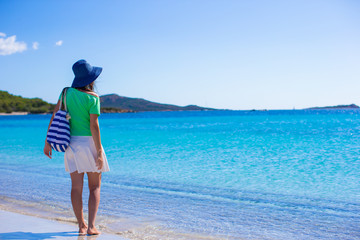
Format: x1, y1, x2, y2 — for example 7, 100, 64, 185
0, 231, 101, 240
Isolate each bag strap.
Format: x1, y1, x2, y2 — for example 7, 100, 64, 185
63, 87, 68, 112
59, 87, 69, 111
59, 89, 64, 111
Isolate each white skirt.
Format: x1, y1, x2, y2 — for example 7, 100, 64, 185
64, 136, 110, 173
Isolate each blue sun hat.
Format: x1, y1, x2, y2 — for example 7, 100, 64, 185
71, 59, 102, 88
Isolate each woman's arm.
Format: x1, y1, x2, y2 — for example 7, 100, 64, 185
43, 100, 60, 159
90, 114, 104, 170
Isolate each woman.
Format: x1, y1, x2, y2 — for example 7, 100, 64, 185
43, 59, 110, 235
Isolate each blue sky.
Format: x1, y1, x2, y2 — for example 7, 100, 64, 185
1, 0, 359, 110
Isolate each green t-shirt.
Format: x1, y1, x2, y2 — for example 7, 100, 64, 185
58, 88, 100, 136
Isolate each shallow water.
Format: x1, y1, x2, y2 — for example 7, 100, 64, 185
0, 110, 359, 239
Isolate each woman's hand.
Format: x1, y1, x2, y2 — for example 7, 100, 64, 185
96, 150, 104, 170
44, 141, 52, 159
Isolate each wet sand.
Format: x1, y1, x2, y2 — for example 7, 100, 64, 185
0, 209, 127, 239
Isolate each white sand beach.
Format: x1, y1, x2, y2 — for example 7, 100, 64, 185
0, 209, 127, 240
0, 112, 29, 116
0, 196, 225, 240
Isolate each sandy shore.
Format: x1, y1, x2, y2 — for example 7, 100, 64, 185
0, 196, 225, 240
0, 112, 29, 116
0, 209, 127, 240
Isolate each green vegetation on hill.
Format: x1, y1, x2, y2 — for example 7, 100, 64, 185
100, 107, 134, 113
306, 104, 359, 110
0, 90, 213, 114
100, 94, 215, 112
0, 90, 55, 113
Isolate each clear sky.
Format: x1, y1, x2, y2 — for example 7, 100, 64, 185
1, 0, 359, 110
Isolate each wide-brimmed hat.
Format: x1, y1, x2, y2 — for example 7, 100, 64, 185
71, 59, 102, 88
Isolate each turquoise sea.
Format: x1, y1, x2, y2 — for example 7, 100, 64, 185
0, 110, 359, 239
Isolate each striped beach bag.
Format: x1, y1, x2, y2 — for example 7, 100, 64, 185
46, 87, 71, 152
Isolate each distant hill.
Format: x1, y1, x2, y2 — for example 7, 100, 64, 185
306, 104, 360, 110
0, 90, 132, 114
0, 90, 215, 114
100, 94, 215, 112
0, 90, 54, 114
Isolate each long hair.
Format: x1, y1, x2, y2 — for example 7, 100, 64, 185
75, 81, 96, 92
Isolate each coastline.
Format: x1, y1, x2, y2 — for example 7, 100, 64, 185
0, 196, 229, 240
0, 209, 126, 240
1, 107, 359, 117
0, 111, 29, 116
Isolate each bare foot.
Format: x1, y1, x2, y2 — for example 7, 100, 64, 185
87, 226, 101, 235
79, 222, 88, 235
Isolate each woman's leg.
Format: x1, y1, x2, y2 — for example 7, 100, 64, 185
87, 172, 102, 235
70, 171, 87, 235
